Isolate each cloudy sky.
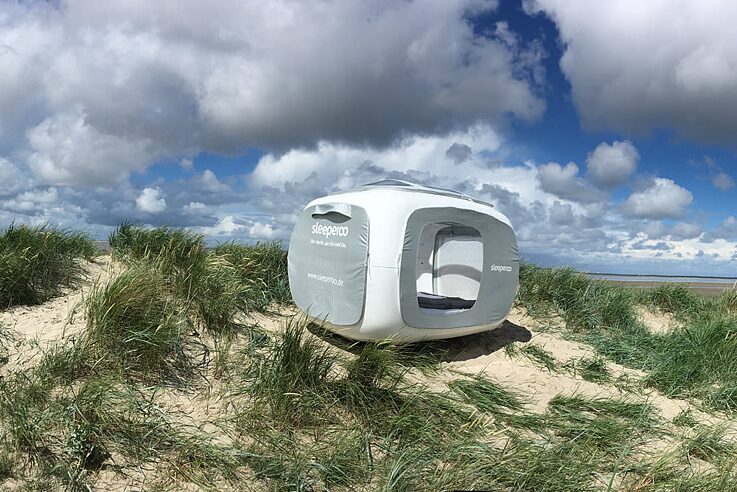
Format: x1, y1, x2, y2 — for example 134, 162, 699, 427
1, 0, 737, 274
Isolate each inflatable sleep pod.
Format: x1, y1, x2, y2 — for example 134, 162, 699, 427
287, 180, 519, 342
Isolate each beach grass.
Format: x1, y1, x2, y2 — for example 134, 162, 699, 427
519, 343, 558, 372
565, 356, 611, 383
83, 263, 192, 381
3, 225, 737, 489
448, 375, 524, 414
108, 224, 290, 332
108, 221, 205, 269
517, 263, 737, 413
212, 241, 291, 309
0, 223, 95, 308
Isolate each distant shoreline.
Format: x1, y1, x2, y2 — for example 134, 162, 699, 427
588, 272, 737, 281
587, 274, 737, 297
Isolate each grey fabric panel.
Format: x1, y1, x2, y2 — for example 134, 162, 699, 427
400, 207, 519, 329
288, 204, 369, 325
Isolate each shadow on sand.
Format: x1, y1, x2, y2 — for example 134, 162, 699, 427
307, 319, 532, 364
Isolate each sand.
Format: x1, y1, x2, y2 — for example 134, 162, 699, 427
0, 256, 118, 371
0, 261, 711, 423
253, 304, 701, 425
637, 305, 678, 334
2, 257, 735, 489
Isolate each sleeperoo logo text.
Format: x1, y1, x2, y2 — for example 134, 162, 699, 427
490, 264, 513, 272
311, 223, 349, 238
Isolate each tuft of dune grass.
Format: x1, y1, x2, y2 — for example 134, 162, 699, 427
244, 317, 338, 427
0, 223, 95, 308
448, 375, 524, 414
0, 371, 198, 488
517, 263, 638, 332
83, 263, 192, 380
518, 263, 737, 415
108, 221, 205, 270
173, 252, 256, 333
108, 223, 291, 333
212, 241, 291, 309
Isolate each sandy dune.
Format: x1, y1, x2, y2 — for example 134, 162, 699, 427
0, 256, 117, 371
0, 258, 715, 426
2, 257, 734, 490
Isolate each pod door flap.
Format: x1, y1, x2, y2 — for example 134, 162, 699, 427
288, 203, 369, 325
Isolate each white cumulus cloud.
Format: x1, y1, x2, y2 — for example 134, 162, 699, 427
183, 201, 207, 213
621, 178, 693, 219
537, 161, 600, 203
525, 0, 737, 146
708, 216, 737, 241
196, 170, 229, 193
585, 140, 639, 188
0, 0, 544, 187
249, 222, 276, 240
27, 110, 157, 186
670, 222, 702, 240
136, 187, 166, 214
